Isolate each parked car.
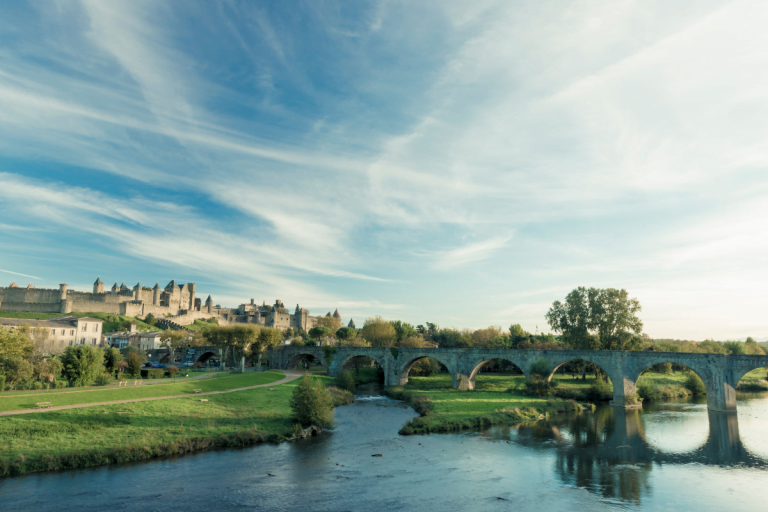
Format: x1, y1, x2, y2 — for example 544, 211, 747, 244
181, 362, 194, 368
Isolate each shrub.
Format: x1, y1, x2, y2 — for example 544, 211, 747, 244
147, 369, 164, 379
95, 373, 113, 386
584, 377, 613, 401
529, 358, 553, 379
624, 393, 641, 406
290, 338, 305, 347
166, 365, 179, 380
289, 375, 335, 428
524, 358, 557, 397
304, 339, 318, 347
321, 346, 337, 365
31, 381, 43, 390
336, 370, 356, 393
0, 375, 5, 393
685, 372, 706, 394
55, 380, 67, 389
327, 385, 354, 406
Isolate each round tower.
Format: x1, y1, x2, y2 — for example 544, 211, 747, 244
93, 277, 104, 294
153, 283, 161, 305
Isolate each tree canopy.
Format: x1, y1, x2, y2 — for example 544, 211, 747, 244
545, 286, 643, 350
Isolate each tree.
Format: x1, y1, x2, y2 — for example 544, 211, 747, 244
121, 345, 147, 364
336, 370, 356, 393
0, 357, 33, 389
167, 365, 179, 380
471, 326, 505, 347
17, 323, 55, 356
308, 326, 332, 343
546, 287, 643, 350
509, 323, 528, 338
399, 336, 432, 348
103, 347, 123, 374
160, 330, 189, 365
253, 327, 283, 368
229, 325, 260, 371
0, 328, 33, 359
336, 327, 357, 341
126, 352, 143, 376
391, 320, 417, 343
60, 346, 105, 387
361, 316, 396, 347
290, 375, 334, 428
431, 328, 473, 348
316, 315, 341, 335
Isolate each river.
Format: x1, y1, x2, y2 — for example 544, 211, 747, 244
1, 386, 767, 511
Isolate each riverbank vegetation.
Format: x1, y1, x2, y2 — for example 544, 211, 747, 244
383, 373, 591, 435
0, 373, 349, 477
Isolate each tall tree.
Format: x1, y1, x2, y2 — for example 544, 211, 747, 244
361, 316, 397, 347
546, 287, 643, 350
391, 320, 417, 343
253, 327, 283, 368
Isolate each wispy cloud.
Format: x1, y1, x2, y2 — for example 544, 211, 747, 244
432, 237, 512, 270
0, 269, 43, 280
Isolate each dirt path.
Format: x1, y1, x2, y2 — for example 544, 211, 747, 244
0, 370, 306, 417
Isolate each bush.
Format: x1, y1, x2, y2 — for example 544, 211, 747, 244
327, 386, 354, 406
0, 375, 5, 393
336, 370, 356, 393
685, 372, 706, 394
289, 375, 335, 428
147, 369, 164, 379
304, 339, 318, 347
584, 377, 613, 401
31, 381, 43, 390
55, 380, 67, 389
290, 338, 305, 347
529, 358, 553, 379
95, 373, 113, 386
166, 365, 179, 379
124, 353, 142, 377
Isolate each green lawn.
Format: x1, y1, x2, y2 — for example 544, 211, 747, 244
0, 372, 285, 412
0, 373, 340, 476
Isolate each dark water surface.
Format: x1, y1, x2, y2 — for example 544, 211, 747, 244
2, 387, 767, 511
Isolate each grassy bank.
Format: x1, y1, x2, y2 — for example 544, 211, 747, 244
0, 372, 285, 413
383, 374, 589, 435
0, 373, 351, 477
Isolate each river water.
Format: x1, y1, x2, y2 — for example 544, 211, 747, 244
1, 387, 767, 511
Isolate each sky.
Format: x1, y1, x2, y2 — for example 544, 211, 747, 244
1, 0, 767, 340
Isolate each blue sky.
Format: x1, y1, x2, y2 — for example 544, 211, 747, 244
1, 0, 767, 340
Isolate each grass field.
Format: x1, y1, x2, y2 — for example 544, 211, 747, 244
0, 372, 344, 477
0, 372, 285, 413
182, 319, 220, 331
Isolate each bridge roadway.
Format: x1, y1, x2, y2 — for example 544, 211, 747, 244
267, 346, 768, 413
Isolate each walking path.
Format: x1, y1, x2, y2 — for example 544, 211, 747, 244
0, 370, 306, 417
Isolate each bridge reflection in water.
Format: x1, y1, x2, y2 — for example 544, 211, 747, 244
481, 401, 766, 505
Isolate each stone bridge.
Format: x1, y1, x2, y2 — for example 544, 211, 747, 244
267, 346, 768, 413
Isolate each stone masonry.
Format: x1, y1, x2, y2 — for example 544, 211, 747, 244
267, 346, 768, 413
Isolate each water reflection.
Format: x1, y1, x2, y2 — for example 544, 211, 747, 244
483, 394, 768, 505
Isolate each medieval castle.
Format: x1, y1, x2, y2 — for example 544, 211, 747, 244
0, 278, 346, 333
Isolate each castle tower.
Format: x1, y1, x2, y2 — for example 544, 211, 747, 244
120, 282, 129, 293
59, 283, 69, 314
205, 295, 213, 314
153, 283, 161, 305
134, 282, 141, 301
111, 282, 119, 294
188, 283, 196, 310
348, 319, 356, 329
93, 277, 104, 294
9, 282, 18, 288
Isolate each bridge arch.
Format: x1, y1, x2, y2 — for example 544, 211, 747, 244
196, 351, 217, 365
461, 358, 527, 391
627, 357, 714, 409
286, 352, 326, 370
397, 352, 456, 388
